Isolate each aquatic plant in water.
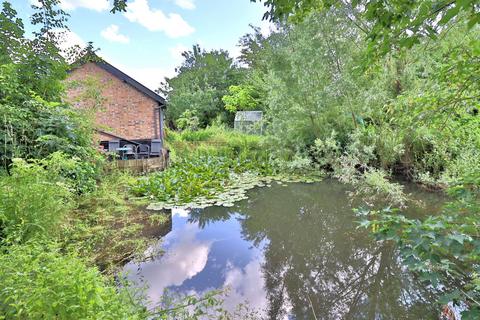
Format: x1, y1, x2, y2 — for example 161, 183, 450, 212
133, 155, 323, 211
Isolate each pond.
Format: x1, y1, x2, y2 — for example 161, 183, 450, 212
123, 179, 445, 319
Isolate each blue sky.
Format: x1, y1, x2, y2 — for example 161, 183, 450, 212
12, 0, 271, 90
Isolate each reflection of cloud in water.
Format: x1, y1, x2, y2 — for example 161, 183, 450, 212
217, 257, 292, 319
222, 258, 268, 314
124, 209, 282, 317
126, 222, 211, 305
123, 183, 443, 318
172, 208, 190, 218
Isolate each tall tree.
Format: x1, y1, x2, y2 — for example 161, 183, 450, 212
0, 0, 97, 172
251, 11, 370, 154
160, 45, 244, 127
0, 0, 72, 100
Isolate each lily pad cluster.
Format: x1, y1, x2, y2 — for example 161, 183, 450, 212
147, 172, 260, 211
132, 153, 324, 212
270, 173, 324, 185
146, 172, 323, 211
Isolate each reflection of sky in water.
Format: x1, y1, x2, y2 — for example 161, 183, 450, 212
123, 208, 272, 316
124, 182, 444, 319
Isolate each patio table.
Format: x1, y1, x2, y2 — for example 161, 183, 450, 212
116, 147, 132, 160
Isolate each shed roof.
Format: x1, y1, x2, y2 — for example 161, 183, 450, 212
235, 111, 263, 122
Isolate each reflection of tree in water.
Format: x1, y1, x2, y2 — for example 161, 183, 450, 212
189, 181, 438, 319
189, 207, 232, 229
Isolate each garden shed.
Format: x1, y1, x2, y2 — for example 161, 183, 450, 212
234, 111, 264, 135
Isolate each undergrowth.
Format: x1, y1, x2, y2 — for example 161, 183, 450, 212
62, 171, 167, 273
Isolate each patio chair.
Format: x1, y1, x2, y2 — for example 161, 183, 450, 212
124, 144, 137, 159
150, 139, 163, 157
136, 144, 150, 159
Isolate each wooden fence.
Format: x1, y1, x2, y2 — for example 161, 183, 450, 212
110, 155, 168, 173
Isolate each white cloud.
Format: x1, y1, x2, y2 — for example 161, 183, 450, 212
56, 29, 86, 51
258, 19, 276, 37
222, 258, 268, 314
228, 44, 242, 60
172, 208, 191, 217
101, 24, 130, 44
101, 54, 176, 91
51, 29, 86, 62
122, 65, 175, 90
60, 0, 110, 11
91, 51, 176, 91
124, 0, 195, 38
174, 0, 195, 10
168, 44, 188, 64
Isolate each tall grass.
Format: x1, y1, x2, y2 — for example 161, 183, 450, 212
166, 125, 267, 162
0, 157, 72, 246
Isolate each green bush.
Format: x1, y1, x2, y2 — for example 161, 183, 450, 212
360, 171, 480, 318
0, 157, 71, 245
0, 242, 145, 320
0, 64, 103, 193
62, 171, 157, 271
175, 109, 200, 131
133, 151, 273, 203
178, 128, 215, 142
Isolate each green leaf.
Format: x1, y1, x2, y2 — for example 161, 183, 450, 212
448, 233, 472, 245
439, 6, 460, 25
438, 290, 461, 304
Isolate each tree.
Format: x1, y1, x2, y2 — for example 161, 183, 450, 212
0, 2, 24, 64
222, 84, 263, 113
159, 45, 244, 128
252, 0, 480, 57
250, 11, 370, 155
0, 0, 72, 101
238, 25, 277, 71
0, 1, 99, 189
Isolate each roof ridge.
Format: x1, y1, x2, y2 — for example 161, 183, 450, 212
71, 54, 166, 107
95, 60, 166, 106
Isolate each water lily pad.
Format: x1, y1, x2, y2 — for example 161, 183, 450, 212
221, 202, 235, 207
147, 202, 168, 211
146, 170, 325, 212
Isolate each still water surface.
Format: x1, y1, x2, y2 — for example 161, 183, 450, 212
124, 180, 444, 319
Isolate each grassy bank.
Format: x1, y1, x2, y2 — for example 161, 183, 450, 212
0, 154, 172, 318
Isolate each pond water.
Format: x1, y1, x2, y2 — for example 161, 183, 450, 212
123, 180, 445, 319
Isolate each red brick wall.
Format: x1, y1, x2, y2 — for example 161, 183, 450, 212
66, 62, 161, 141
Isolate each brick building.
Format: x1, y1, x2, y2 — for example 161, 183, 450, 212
66, 60, 166, 152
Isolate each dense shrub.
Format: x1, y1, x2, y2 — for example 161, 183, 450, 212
0, 156, 72, 245
0, 64, 102, 193
0, 242, 145, 320
62, 171, 161, 271
361, 171, 480, 318
147, 127, 276, 204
